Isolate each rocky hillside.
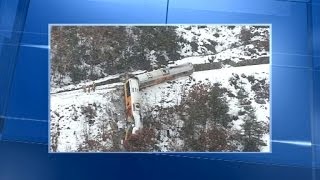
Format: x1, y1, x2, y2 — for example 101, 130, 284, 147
50, 25, 269, 89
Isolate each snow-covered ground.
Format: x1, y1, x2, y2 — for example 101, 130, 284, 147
50, 83, 125, 152
140, 64, 270, 152
176, 26, 241, 57
176, 25, 268, 57
51, 64, 270, 152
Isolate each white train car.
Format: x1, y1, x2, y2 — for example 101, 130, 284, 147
124, 78, 142, 134
136, 63, 194, 89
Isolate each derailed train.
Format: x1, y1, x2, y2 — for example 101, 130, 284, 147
124, 63, 194, 136
124, 78, 142, 134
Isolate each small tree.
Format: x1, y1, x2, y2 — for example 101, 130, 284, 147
240, 106, 268, 152
123, 128, 156, 152
239, 27, 253, 45
181, 82, 234, 151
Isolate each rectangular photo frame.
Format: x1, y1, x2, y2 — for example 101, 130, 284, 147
49, 24, 271, 153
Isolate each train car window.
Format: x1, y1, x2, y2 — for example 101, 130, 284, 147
132, 103, 140, 111
135, 103, 140, 110
126, 81, 131, 97
147, 73, 152, 79
162, 69, 169, 74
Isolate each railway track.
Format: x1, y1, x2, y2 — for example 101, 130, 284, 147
51, 58, 269, 95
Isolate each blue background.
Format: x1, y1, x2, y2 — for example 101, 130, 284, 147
0, 0, 319, 179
